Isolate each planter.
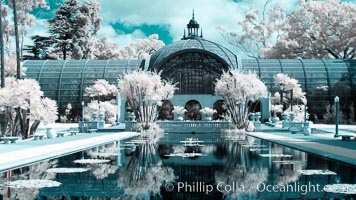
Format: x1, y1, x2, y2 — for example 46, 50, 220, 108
282, 113, 289, 121
127, 113, 136, 122
271, 116, 279, 123
303, 122, 311, 136
202, 115, 212, 121
174, 113, 184, 121
255, 113, 261, 122
290, 113, 296, 122
249, 113, 256, 121
99, 113, 105, 122
92, 113, 98, 121
46, 128, 57, 139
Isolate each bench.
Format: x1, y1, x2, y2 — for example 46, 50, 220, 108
2, 137, 20, 144
290, 127, 299, 134
57, 132, 66, 137
339, 134, 355, 141
70, 130, 79, 136
88, 129, 97, 134
33, 134, 45, 140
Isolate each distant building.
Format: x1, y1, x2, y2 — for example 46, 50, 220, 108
24, 13, 356, 123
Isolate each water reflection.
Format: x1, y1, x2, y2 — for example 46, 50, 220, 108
0, 134, 355, 199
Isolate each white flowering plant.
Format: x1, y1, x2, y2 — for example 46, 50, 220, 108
118, 70, 177, 130
172, 106, 187, 114
199, 107, 217, 115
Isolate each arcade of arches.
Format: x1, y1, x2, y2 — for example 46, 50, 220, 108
125, 99, 262, 121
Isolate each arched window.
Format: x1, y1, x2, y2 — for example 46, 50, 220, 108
185, 100, 202, 120
157, 100, 174, 120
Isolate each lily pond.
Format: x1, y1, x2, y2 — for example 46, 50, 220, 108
0, 133, 355, 200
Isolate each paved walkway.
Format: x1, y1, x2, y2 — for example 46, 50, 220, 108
247, 125, 356, 166
0, 131, 139, 173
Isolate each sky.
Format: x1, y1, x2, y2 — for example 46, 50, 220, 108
26, 0, 355, 56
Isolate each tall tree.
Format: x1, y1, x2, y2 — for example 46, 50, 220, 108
48, 0, 79, 60
72, 0, 101, 59
48, 0, 101, 60
218, 0, 285, 58
0, 0, 4, 87
11, 0, 20, 79
267, 0, 356, 59
23, 35, 53, 60
7, 0, 48, 77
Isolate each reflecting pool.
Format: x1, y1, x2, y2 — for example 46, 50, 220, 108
0, 133, 355, 200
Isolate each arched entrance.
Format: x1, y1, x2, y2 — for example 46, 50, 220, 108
157, 100, 174, 120
185, 100, 202, 120
248, 100, 261, 113
213, 100, 228, 120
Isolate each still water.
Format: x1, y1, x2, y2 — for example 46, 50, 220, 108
0, 133, 355, 200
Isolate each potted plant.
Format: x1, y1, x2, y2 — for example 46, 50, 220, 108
46, 128, 57, 139
281, 112, 289, 121
270, 105, 283, 123
173, 106, 186, 121
255, 112, 261, 122
200, 107, 217, 121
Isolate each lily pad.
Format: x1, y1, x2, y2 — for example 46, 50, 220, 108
297, 169, 336, 175
324, 184, 356, 194
73, 159, 110, 164
5, 179, 61, 189
259, 154, 293, 158
46, 168, 89, 173
273, 160, 306, 165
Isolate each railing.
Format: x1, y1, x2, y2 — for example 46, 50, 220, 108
125, 121, 231, 133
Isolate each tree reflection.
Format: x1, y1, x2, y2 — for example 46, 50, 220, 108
118, 138, 176, 199
215, 140, 268, 199
0, 160, 58, 199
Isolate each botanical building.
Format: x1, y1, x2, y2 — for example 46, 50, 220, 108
23, 14, 356, 123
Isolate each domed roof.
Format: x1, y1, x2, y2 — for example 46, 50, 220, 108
148, 38, 239, 70
188, 18, 199, 25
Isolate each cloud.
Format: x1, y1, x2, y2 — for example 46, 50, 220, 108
24, 19, 49, 46
98, 0, 299, 55
24, 0, 300, 56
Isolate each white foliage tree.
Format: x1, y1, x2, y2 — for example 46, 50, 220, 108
218, 0, 285, 58
118, 34, 165, 60
84, 79, 117, 123
215, 70, 267, 129
118, 70, 176, 131
72, 0, 102, 59
268, 0, 356, 59
273, 73, 306, 111
85, 79, 117, 101
0, 77, 58, 138
1, 53, 22, 77
93, 36, 121, 59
